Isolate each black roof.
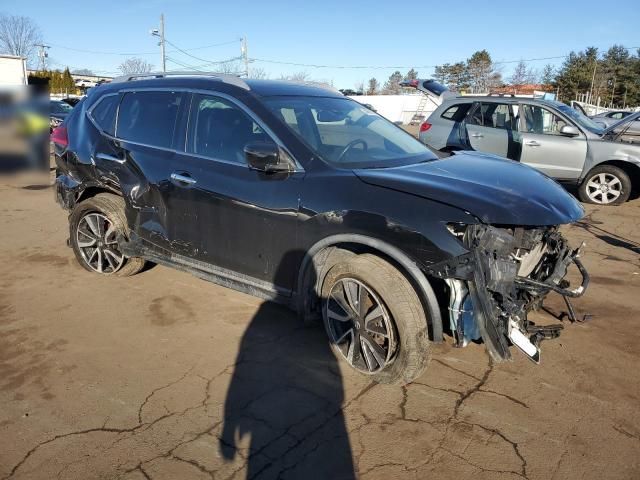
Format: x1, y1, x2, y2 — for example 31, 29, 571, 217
94, 75, 343, 99
245, 79, 342, 97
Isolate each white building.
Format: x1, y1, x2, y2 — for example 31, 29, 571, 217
0, 55, 28, 86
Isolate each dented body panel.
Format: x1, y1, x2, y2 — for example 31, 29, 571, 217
54, 76, 589, 363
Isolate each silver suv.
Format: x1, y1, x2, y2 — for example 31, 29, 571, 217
420, 96, 640, 205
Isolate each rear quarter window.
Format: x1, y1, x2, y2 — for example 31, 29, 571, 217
89, 95, 119, 135
116, 91, 184, 149
441, 103, 471, 121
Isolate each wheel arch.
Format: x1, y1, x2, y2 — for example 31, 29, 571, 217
589, 159, 640, 186
296, 234, 443, 342
76, 183, 123, 204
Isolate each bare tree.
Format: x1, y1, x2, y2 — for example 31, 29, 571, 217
354, 80, 365, 94
72, 68, 95, 76
118, 57, 153, 75
0, 14, 42, 64
248, 67, 268, 79
215, 60, 243, 75
280, 71, 310, 82
509, 60, 537, 86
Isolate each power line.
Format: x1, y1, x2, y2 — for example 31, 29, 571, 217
45, 39, 240, 57
249, 46, 640, 71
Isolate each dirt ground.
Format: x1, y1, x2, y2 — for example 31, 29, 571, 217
0, 168, 639, 480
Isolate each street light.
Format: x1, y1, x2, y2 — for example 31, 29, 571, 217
149, 15, 165, 73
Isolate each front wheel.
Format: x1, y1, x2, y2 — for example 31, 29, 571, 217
579, 165, 631, 205
321, 254, 430, 385
69, 193, 145, 276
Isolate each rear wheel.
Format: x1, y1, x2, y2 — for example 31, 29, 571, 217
579, 165, 631, 205
321, 254, 430, 385
69, 193, 145, 276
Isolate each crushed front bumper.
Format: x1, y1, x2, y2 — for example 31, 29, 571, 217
428, 224, 589, 363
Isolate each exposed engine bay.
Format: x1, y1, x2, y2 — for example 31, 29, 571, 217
428, 224, 589, 363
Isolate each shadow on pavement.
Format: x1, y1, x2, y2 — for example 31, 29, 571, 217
220, 254, 355, 479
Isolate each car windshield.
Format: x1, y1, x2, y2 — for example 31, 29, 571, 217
264, 96, 436, 168
51, 101, 73, 114
551, 101, 604, 135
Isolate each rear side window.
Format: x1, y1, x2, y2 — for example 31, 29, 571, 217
90, 95, 119, 135
468, 103, 513, 130
117, 91, 184, 148
441, 103, 471, 121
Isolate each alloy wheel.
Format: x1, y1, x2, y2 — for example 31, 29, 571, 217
76, 212, 124, 274
585, 172, 622, 204
325, 278, 397, 374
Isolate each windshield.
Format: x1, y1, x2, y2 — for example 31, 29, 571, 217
551, 101, 604, 135
264, 96, 436, 168
50, 101, 73, 114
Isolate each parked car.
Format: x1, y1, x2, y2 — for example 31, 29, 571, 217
419, 95, 640, 205
52, 74, 588, 385
61, 97, 82, 107
590, 110, 634, 128
49, 99, 73, 132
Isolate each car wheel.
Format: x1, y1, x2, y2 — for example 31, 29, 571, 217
579, 165, 631, 205
321, 254, 430, 385
69, 193, 145, 276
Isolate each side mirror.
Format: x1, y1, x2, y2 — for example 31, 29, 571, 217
244, 142, 290, 173
560, 125, 580, 137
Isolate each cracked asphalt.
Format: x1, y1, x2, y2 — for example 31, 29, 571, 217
1, 171, 639, 480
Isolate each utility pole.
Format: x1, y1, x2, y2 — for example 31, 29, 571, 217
241, 36, 249, 77
588, 60, 597, 106
35, 44, 50, 71
160, 14, 166, 73
150, 14, 166, 73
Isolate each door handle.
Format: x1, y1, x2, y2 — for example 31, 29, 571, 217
525, 141, 541, 147
170, 172, 197, 186
95, 152, 125, 164
471, 133, 484, 138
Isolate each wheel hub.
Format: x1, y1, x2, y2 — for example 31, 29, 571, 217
76, 212, 125, 274
325, 278, 396, 374
586, 172, 622, 204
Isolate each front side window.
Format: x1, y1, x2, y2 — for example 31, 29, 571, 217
468, 103, 513, 130
264, 96, 435, 168
521, 104, 568, 135
188, 94, 270, 164
116, 91, 184, 148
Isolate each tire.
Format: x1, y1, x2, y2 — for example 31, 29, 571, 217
69, 193, 145, 276
579, 165, 631, 205
321, 253, 430, 385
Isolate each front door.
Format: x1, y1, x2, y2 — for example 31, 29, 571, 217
167, 93, 304, 292
518, 104, 587, 180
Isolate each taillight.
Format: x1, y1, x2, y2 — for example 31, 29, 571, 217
51, 125, 68, 147
419, 122, 432, 132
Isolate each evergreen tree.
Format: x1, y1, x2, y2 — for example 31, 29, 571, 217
366, 77, 379, 95
382, 71, 403, 94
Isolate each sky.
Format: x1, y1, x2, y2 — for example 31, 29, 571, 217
3, 0, 640, 88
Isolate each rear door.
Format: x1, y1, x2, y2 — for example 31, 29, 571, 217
465, 102, 516, 158
518, 103, 587, 180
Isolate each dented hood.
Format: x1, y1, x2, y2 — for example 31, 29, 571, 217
354, 151, 584, 225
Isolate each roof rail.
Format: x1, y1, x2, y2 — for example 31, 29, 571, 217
109, 71, 250, 90
487, 92, 516, 97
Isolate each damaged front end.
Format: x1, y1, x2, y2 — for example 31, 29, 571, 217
428, 224, 589, 363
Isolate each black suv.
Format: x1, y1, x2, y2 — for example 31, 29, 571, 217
53, 73, 589, 385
